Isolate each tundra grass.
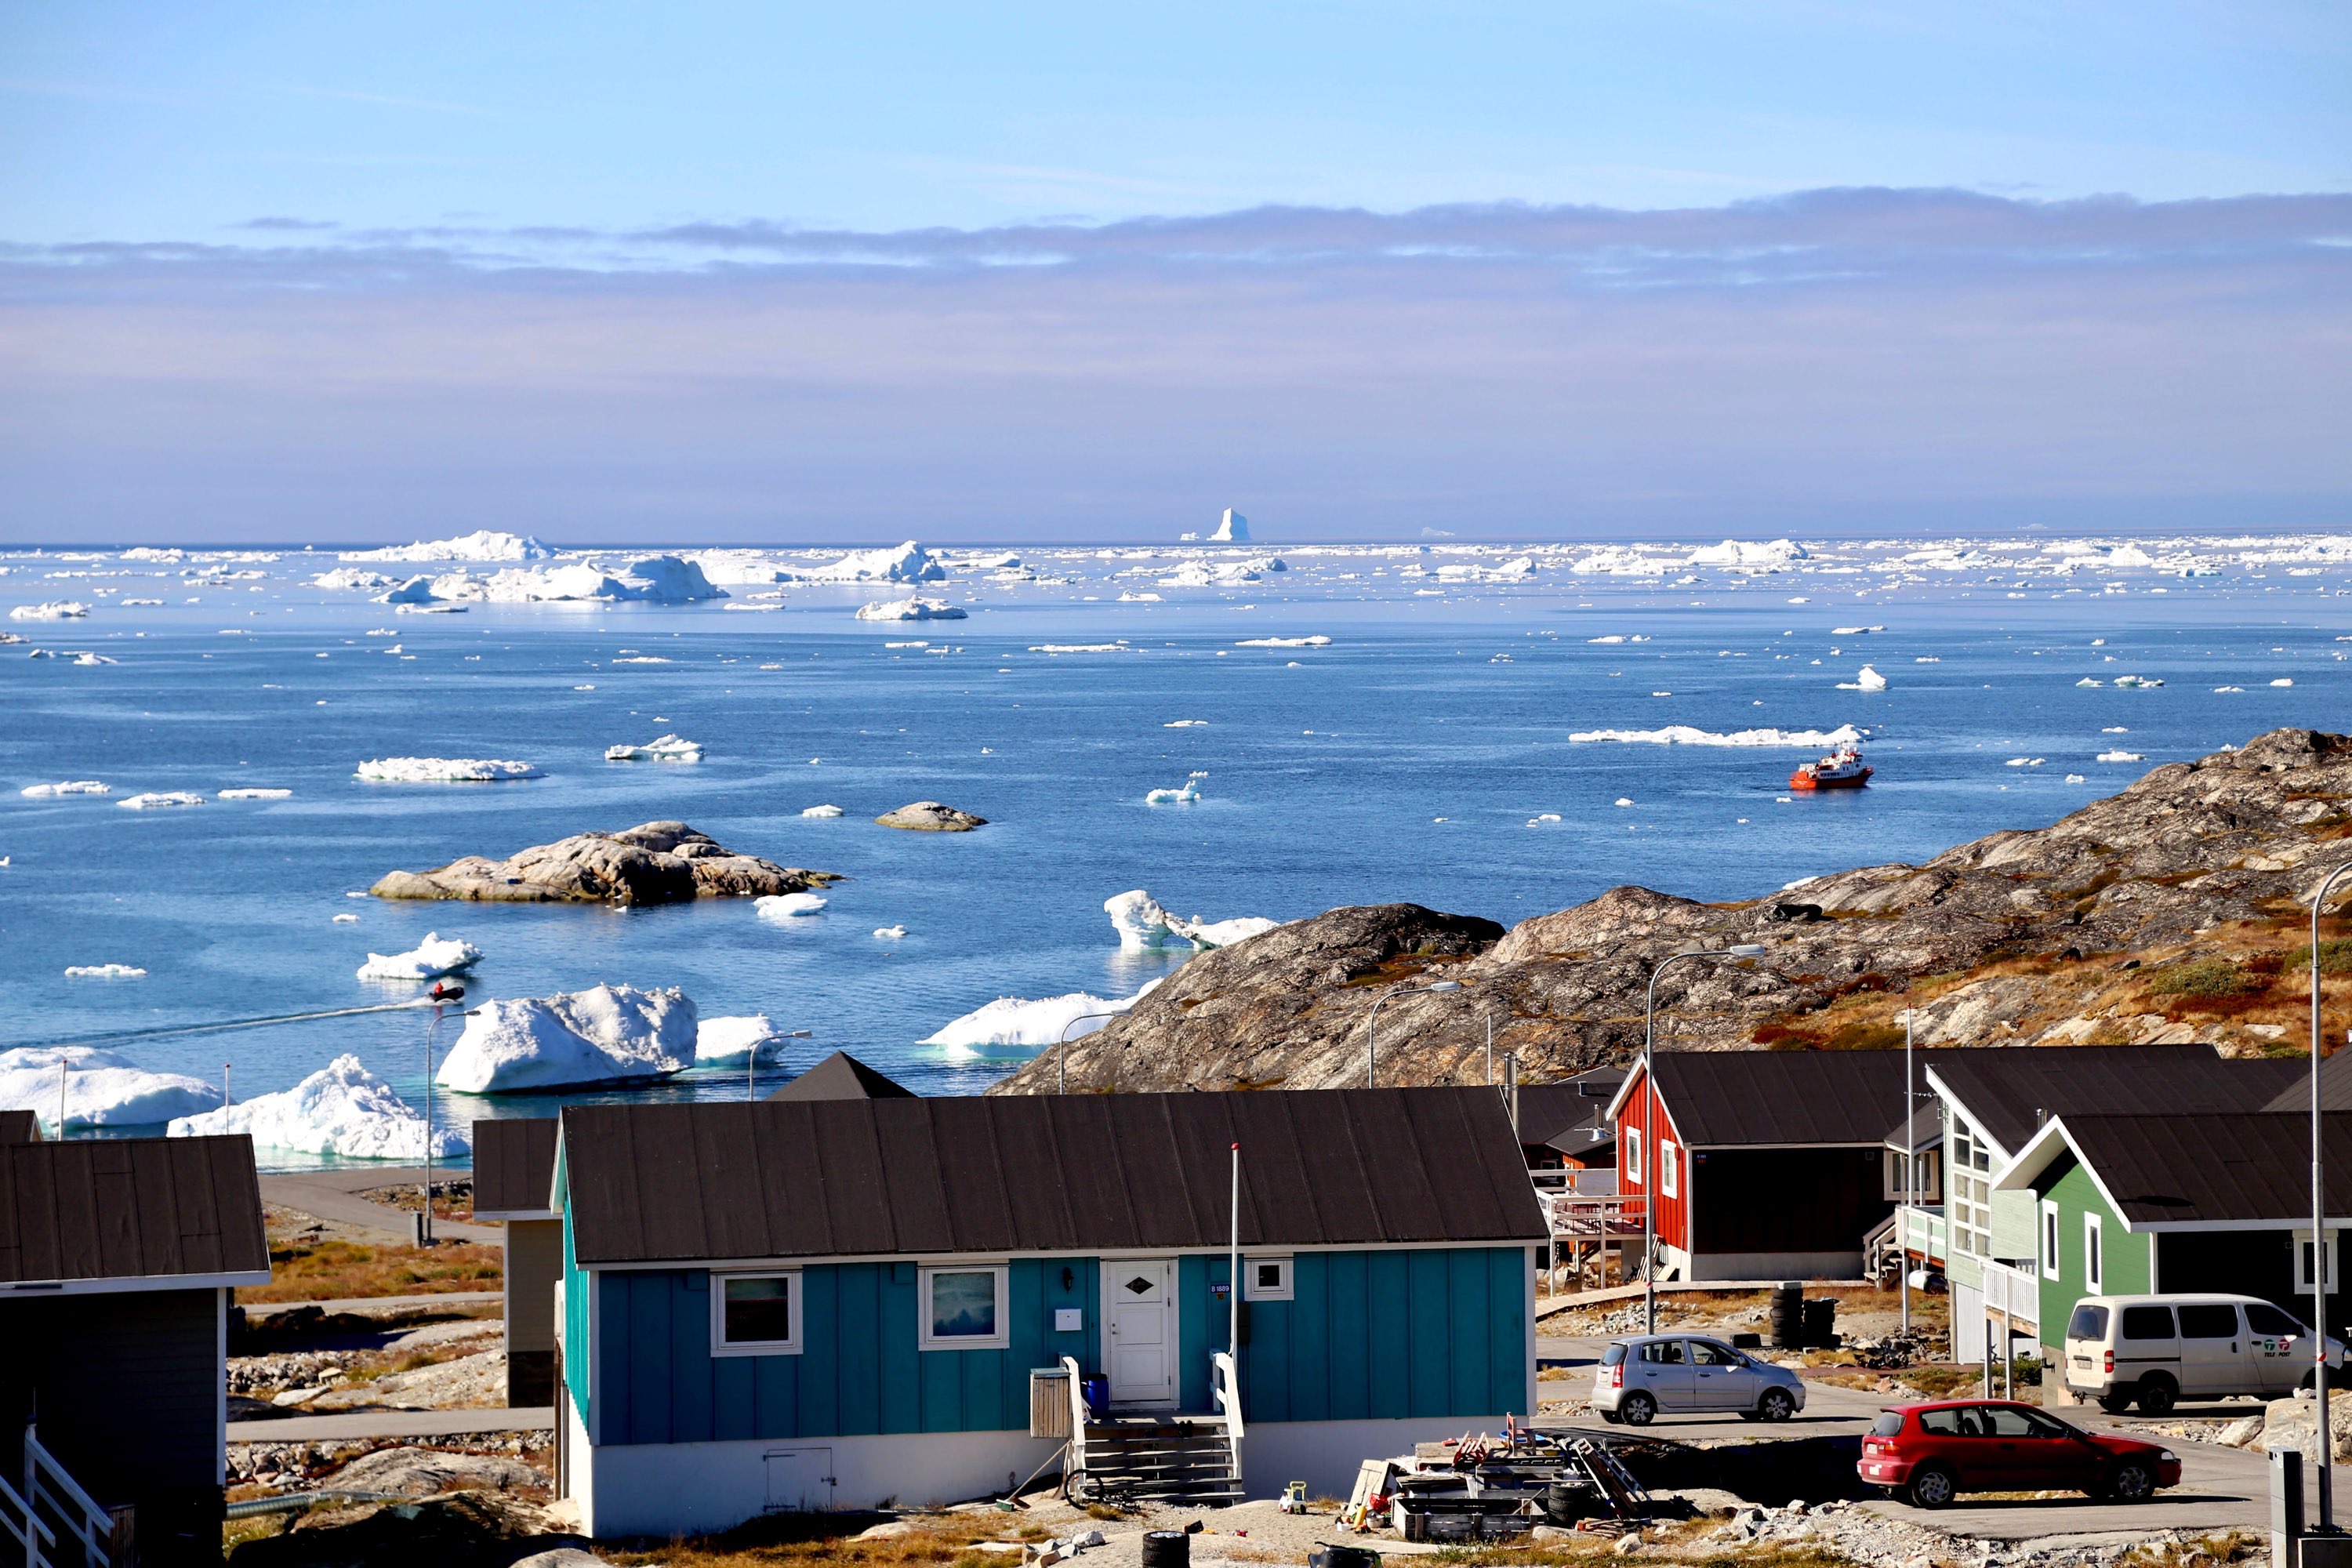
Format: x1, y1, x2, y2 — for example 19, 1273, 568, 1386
238, 1236, 503, 1303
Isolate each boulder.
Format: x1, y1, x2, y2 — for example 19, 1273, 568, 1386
325, 1446, 543, 1496
2255, 1392, 2352, 1461
877, 801, 988, 832
227, 1490, 583, 1568
372, 821, 838, 905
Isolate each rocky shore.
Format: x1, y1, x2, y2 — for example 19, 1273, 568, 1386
370, 820, 839, 906
996, 727, 2352, 1094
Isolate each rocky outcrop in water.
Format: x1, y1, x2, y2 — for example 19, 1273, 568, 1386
371, 821, 839, 906
876, 801, 987, 831
995, 728, 2352, 1093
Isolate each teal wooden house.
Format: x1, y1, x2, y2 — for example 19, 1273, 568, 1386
544, 1061, 1544, 1537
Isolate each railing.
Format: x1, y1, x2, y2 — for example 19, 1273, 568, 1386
1542, 1192, 1646, 1238
1529, 1168, 1619, 1197
0, 1425, 125, 1568
1209, 1350, 1244, 1476
1983, 1258, 2039, 1337
1898, 1204, 1949, 1269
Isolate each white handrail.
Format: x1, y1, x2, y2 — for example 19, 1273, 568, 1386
8, 1425, 112, 1568
1210, 1350, 1244, 1442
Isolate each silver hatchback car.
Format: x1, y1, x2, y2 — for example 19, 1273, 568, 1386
1592, 1334, 1807, 1426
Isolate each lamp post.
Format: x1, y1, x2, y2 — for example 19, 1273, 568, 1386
1642, 943, 1767, 1335
1901, 1002, 1915, 1340
1366, 980, 1461, 1088
422, 982, 466, 1247
1056, 1011, 1128, 1095
2310, 860, 2352, 1532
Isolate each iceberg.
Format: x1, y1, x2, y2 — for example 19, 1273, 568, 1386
1160, 561, 1261, 586
2096, 750, 2146, 763
695, 1014, 786, 1066
375, 575, 441, 605
873, 925, 907, 939
21, 780, 109, 797
1236, 636, 1331, 648
9, 602, 90, 621
800, 804, 845, 818
856, 597, 967, 621
356, 757, 543, 782
787, 540, 948, 583
168, 1054, 466, 1160
1836, 666, 1889, 691
312, 568, 396, 592
2111, 674, 2163, 688
479, 555, 722, 604
604, 734, 703, 763
755, 892, 828, 919
922, 982, 1162, 1051
1210, 508, 1250, 543
118, 792, 205, 810
436, 983, 698, 1093
356, 931, 483, 982
1104, 889, 1280, 951
218, 787, 292, 800
1686, 539, 1808, 569
1569, 724, 1866, 748
0, 1047, 220, 1129
343, 530, 555, 563
1146, 773, 1207, 805
64, 964, 146, 978
2272, 678, 2296, 688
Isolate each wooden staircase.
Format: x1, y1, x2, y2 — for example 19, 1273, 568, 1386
1073, 1414, 1243, 1505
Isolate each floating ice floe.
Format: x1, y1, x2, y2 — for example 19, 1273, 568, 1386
343, 530, 555, 564
1118, 592, 1164, 603
9, 602, 89, 621
0, 1047, 220, 1129
20, 780, 108, 797
1686, 539, 1808, 570
481, 555, 723, 604
922, 982, 1163, 1051
356, 757, 543, 782
873, 925, 908, 939
1614, 797, 1635, 807
1836, 666, 1889, 691
2272, 678, 2296, 688
436, 983, 698, 1092
1587, 635, 1625, 644
356, 931, 483, 982
858, 597, 968, 621
755, 892, 828, 919
118, 792, 205, 810
1236, 636, 1330, 648
1831, 626, 1886, 636
1146, 773, 1207, 805
604, 735, 703, 763
218, 787, 292, 800
312, 568, 396, 592
2111, 674, 2163, 688
2075, 678, 2103, 688
333, 913, 360, 923
787, 540, 947, 583
2215, 685, 2246, 693
2096, 750, 2146, 763
1104, 889, 1279, 951
2066, 773, 2088, 783
800, 804, 845, 818
64, 964, 145, 978
1160, 561, 1264, 587
169, 1054, 466, 1160
694, 1014, 786, 1067
1568, 724, 1865, 748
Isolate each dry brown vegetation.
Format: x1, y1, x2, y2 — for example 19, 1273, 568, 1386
239, 1236, 503, 1303
596, 1511, 1026, 1568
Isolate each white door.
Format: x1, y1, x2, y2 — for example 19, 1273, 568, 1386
764, 1446, 833, 1512
1103, 1260, 1178, 1406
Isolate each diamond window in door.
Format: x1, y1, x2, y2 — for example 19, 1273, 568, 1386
1125, 1276, 1156, 1295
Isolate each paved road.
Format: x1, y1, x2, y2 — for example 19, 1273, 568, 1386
229, 1406, 554, 1443
260, 1167, 503, 1245
241, 1290, 503, 1319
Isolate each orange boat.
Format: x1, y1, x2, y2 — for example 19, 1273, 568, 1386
1790, 744, 1872, 790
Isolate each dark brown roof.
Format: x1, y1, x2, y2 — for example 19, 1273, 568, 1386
1517, 1069, 1624, 1157
0, 1135, 269, 1286
472, 1118, 560, 1217
563, 1087, 1547, 1267
2263, 1051, 2350, 1113
1646, 1049, 1955, 1147
765, 1051, 918, 1103
1929, 1046, 2299, 1153
0, 1112, 40, 1145
2053, 1112, 2352, 1225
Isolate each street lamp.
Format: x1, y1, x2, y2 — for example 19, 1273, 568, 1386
1642, 943, 1767, 1334
2309, 859, 2352, 1533
1055, 1011, 1128, 1095
1366, 979, 1461, 1088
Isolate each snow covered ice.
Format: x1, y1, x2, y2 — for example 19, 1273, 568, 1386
755, 892, 828, 918
343, 530, 554, 564
219, 787, 293, 800
856, 596, 967, 621
21, 780, 108, 797
1569, 724, 1864, 748
1236, 636, 1330, 648
800, 804, 845, 818
1835, 665, 1889, 691
605, 734, 703, 763
1104, 889, 1279, 950
169, 1054, 466, 1160
1146, 772, 1207, 804
118, 792, 206, 809
479, 555, 720, 604
695, 1014, 786, 1066
10, 601, 90, 621
436, 983, 698, 1092
0, 1047, 220, 1130
356, 931, 483, 982
64, 964, 146, 978
788, 540, 946, 583
923, 982, 1162, 1051
356, 757, 543, 782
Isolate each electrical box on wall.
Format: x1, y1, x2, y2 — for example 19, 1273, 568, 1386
1054, 1308, 1083, 1332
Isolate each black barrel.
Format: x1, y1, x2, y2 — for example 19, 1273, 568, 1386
1802, 1297, 1838, 1348
1768, 1281, 1804, 1348
1311, 1546, 1381, 1568
1142, 1531, 1192, 1568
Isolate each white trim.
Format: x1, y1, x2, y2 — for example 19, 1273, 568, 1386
2084, 1211, 2103, 1294
920, 1264, 1011, 1352
1659, 1140, 1680, 1200
0, 1269, 271, 1297
474, 1207, 561, 1221
1624, 1127, 1643, 1186
711, 1270, 804, 1357
1243, 1256, 1293, 1302
579, 1236, 1548, 1273
2296, 1230, 2340, 1292
2041, 1200, 2061, 1281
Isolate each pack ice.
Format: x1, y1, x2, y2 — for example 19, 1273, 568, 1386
605, 735, 703, 763
480, 555, 722, 604
356, 757, 543, 782
1104, 890, 1280, 950
0, 1047, 220, 1130
169, 1054, 466, 1160
356, 931, 483, 982
856, 597, 968, 621
435, 983, 698, 1092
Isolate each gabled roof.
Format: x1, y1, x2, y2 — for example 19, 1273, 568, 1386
472, 1117, 560, 1218
0, 1134, 270, 1289
562, 1087, 1547, 1267
1610, 1050, 1956, 1147
2263, 1050, 2350, 1113
1928, 1045, 2298, 1156
1994, 1111, 2352, 1229
764, 1050, 918, 1103
0, 1112, 41, 1145
1516, 1069, 1624, 1151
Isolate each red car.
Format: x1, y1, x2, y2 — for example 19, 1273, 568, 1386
1858, 1399, 2180, 1509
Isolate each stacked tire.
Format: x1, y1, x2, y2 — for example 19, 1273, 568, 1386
1769, 1282, 1804, 1348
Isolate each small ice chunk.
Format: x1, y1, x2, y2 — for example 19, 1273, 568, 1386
436, 984, 697, 1092
873, 925, 907, 939
64, 964, 146, 978
356, 757, 543, 782
2271, 678, 2295, 688
2096, 750, 2145, 763
1535, 812, 1563, 822
2065, 773, 2087, 783
169, 1054, 465, 1160
218, 787, 292, 800
1235, 636, 1330, 648
333, 913, 360, 923
800, 804, 845, 818
2111, 674, 2162, 688
20, 780, 109, 797
1570, 724, 1864, 748
604, 734, 703, 763
118, 792, 205, 810
1105, 889, 1280, 951
856, 597, 967, 621
2102, 726, 2129, 733
1614, 797, 1635, 807
2076, 677, 2103, 687
755, 892, 828, 919
1586, 635, 1625, 644
2214, 685, 2246, 693
0, 1046, 220, 1129
1145, 772, 1207, 805
356, 931, 482, 982
1163, 720, 1207, 728
695, 1014, 786, 1067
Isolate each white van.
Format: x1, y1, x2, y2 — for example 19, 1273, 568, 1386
2062, 1294, 2344, 1414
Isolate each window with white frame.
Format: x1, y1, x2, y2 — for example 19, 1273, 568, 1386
1660, 1139, 1680, 1199
1946, 1115, 1994, 1258
1244, 1256, 1294, 1301
2296, 1230, 2339, 1291
1625, 1127, 1643, 1185
2041, 1200, 2061, 1280
710, 1270, 802, 1356
2084, 1213, 2103, 1293
920, 1264, 1011, 1351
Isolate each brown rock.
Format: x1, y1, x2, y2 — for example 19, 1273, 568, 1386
877, 800, 987, 831
371, 821, 839, 906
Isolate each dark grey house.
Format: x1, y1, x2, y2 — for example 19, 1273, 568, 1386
0, 1133, 270, 1562
474, 1118, 561, 1407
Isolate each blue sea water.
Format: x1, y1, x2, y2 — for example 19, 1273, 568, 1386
2, 536, 2346, 1167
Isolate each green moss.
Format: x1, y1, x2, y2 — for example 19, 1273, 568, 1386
2150, 959, 2266, 998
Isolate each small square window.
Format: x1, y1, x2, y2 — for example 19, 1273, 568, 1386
920, 1265, 1011, 1351
1660, 1141, 1679, 1199
1244, 1256, 1294, 1301
711, 1271, 801, 1356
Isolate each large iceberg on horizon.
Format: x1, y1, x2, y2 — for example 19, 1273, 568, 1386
1210, 509, 1250, 543
1104, 890, 1280, 951
0, 1046, 220, 1130
480, 556, 723, 604
787, 541, 947, 584
436, 983, 698, 1092
922, 982, 1163, 1051
168, 1054, 466, 1160
343, 530, 556, 564
356, 931, 483, 982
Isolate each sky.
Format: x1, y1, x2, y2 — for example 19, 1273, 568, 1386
2, 2, 2348, 545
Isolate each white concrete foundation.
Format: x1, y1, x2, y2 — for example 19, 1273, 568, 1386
1238, 1415, 1511, 1500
